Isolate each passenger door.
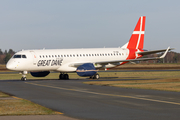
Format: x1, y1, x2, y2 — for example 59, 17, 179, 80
30, 51, 38, 66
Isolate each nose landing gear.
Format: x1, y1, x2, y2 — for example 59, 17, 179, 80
20, 71, 28, 81
21, 76, 27, 81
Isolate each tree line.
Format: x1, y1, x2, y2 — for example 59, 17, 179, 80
0, 49, 15, 64
0, 49, 180, 64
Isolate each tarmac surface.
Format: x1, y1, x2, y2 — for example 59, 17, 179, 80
0, 78, 180, 120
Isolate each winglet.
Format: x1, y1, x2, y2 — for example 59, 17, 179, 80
159, 47, 170, 59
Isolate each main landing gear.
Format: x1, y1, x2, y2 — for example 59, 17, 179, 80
90, 73, 100, 79
59, 73, 69, 80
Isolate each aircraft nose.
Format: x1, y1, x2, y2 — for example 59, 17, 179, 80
6, 62, 13, 70
6, 61, 16, 70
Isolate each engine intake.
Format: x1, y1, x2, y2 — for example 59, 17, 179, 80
76, 63, 97, 77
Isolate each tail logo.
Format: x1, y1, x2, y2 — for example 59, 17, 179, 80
127, 16, 146, 50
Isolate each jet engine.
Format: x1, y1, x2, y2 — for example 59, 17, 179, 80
76, 63, 97, 77
30, 71, 50, 77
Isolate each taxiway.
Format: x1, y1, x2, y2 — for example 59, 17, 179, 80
0, 79, 180, 120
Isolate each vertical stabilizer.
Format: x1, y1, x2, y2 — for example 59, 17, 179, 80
121, 16, 146, 50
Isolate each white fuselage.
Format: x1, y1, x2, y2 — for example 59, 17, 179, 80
6, 48, 129, 72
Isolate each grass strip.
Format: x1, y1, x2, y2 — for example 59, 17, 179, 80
0, 92, 60, 116
0, 92, 10, 97
84, 79, 180, 92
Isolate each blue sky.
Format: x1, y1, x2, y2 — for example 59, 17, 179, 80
0, 0, 180, 52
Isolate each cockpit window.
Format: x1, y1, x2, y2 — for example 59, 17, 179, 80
13, 54, 27, 59
22, 55, 27, 58
13, 55, 21, 58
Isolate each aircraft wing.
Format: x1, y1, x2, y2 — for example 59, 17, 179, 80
69, 62, 87, 67
70, 47, 171, 67
95, 47, 171, 65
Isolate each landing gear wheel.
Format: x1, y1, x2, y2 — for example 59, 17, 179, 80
59, 73, 69, 80
64, 74, 69, 80
21, 77, 27, 81
93, 73, 100, 79
59, 74, 64, 79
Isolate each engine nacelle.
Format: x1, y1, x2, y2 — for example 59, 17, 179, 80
30, 71, 50, 77
76, 63, 97, 77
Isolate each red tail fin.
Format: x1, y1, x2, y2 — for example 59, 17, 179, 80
127, 16, 146, 50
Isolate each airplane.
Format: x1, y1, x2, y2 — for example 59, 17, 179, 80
6, 16, 173, 81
